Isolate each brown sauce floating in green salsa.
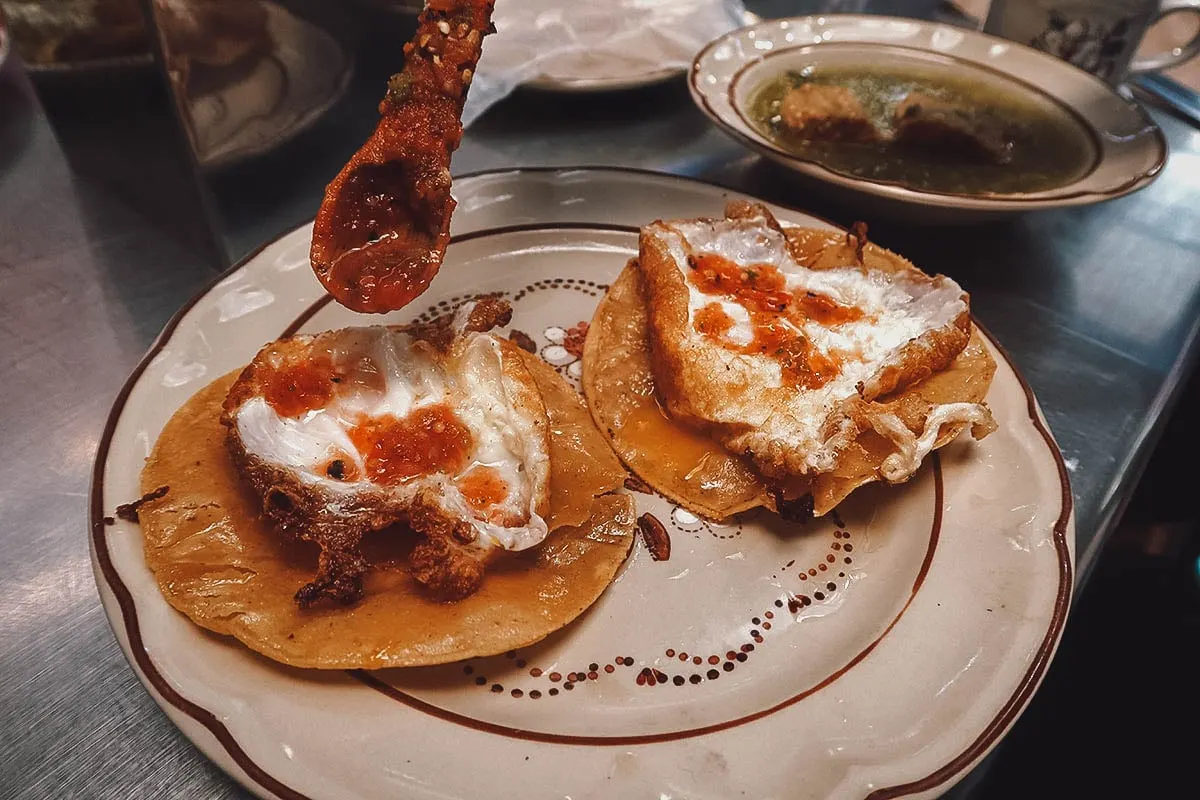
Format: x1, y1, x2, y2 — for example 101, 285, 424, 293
749, 65, 1095, 195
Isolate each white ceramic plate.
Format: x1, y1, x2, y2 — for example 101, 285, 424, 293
190, 2, 353, 169
499, 2, 757, 94
90, 168, 1074, 800
524, 5, 763, 93
375, 0, 683, 92
690, 14, 1167, 221
7, 0, 154, 76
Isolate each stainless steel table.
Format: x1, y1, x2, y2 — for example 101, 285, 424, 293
3, 21, 1199, 800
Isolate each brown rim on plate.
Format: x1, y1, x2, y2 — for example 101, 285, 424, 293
194, 2, 356, 170
89, 167, 1073, 799
689, 14, 1167, 210
88, 228, 311, 800
869, 317, 1074, 798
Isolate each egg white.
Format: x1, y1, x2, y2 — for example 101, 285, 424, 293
658, 214, 971, 476
233, 327, 549, 551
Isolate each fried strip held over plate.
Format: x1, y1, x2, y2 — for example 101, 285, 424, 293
310, 0, 496, 313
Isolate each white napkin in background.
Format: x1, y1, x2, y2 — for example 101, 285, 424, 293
462, 0, 747, 127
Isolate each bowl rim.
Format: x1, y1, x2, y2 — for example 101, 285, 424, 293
689, 13, 1168, 211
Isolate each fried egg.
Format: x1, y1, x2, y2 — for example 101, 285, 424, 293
229, 320, 551, 552
638, 203, 989, 480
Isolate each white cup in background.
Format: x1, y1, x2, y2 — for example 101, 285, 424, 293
984, 0, 1200, 83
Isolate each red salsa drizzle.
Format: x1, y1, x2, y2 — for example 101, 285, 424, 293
791, 290, 865, 327
262, 348, 391, 419
686, 252, 862, 389
261, 353, 337, 418
694, 303, 735, 337
349, 403, 473, 485
456, 466, 510, 511
688, 253, 792, 312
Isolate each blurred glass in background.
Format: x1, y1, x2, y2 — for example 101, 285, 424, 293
0, 0, 422, 267
2, 0, 150, 67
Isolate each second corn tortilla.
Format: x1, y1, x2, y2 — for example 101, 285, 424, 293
582, 227, 996, 521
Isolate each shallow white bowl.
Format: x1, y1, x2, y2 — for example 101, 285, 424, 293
690, 15, 1167, 222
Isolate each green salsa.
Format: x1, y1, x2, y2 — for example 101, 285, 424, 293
749, 65, 1095, 195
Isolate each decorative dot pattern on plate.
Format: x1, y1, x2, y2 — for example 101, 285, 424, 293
450, 525, 855, 699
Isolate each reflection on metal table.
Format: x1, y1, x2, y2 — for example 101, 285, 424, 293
2, 1, 1199, 799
